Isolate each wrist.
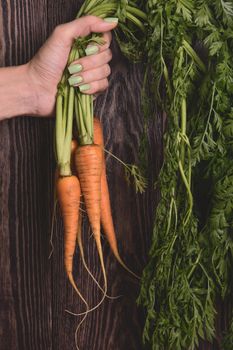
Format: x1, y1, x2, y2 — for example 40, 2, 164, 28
19, 63, 38, 116
0, 64, 37, 120
23, 63, 38, 115
27, 60, 57, 117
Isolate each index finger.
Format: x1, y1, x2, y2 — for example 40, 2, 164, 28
56, 16, 118, 47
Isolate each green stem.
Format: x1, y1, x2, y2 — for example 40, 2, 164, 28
187, 143, 192, 188
77, 0, 96, 17
178, 160, 193, 226
74, 96, 80, 132
187, 251, 202, 280
104, 148, 129, 169
180, 98, 187, 165
76, 0, 89, 17
67, 47, 78, 66
56, 94, 64, 163
75, 92, 93, 146
62, 85, 69, 131
126, 5, 147, 21
82, 94, 93, 143
193, 84, 216, 164
90, 95, 93, 132
77, 94, 86, 138
60, 87, 75, 176
162, 57, 173, 100
181, 98, 187, 134
183, 39, 206, 73
86, 95, 93, 139
88, 4, 117, 16
126, 12, 145, 32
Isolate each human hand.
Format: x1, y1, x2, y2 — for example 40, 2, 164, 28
27, 16, 118, 116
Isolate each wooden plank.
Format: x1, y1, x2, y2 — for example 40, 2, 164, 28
0, 120, 18, 350
0, 1, 52, 349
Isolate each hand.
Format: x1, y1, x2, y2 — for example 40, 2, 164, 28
27, 16, 118, 116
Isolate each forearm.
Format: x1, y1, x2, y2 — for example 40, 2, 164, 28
0, 64, 36, 121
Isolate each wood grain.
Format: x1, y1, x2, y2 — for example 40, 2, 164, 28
0, 1, 231, 349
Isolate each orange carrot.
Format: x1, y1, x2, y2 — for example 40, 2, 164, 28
75, 144, 108, 309
75, 144, 103, 239
57, 175, 80, 276
56, 175, 87, 303
93, 118, 140, 279
57, 172, 89, 350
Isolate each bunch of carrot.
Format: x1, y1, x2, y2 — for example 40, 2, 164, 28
57, 117, 117, 304
54, 0, 147, 325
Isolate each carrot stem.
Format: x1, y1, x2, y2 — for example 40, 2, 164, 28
60, 87, 74, 176
62, 85, 69, 131
56, 94, 65, 163
75, 92, 93, 145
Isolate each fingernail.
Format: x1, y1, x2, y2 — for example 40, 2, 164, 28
79, 84, 91, 92
68, 64, 83, 74
68, 75, 83, 86
104, 17, 119, 23
85, 45, 99, 56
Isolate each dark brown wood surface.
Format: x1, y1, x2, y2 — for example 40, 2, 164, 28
0, 1, 230, 350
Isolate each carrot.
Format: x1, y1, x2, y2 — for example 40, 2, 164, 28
72, 140, 109, 294
56, 175, 87, 305
93, 118, 140, 279
50, 141, 78, 259
77, 211, 105, 292
75, 144, 108, 312
75, 144, 103, 250
56, 164, 89, 350
57, 175, 90, 350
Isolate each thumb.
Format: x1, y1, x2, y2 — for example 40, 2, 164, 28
55, 16, 118, 47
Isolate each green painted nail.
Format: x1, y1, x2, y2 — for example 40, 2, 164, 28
79, 84, 91, 92
85, 45, 99, 56
68, 75, 83, 86
68, 64, 83, 74
104, 17, 119, 23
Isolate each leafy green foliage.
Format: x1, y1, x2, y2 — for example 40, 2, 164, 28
138, 0, 233, 348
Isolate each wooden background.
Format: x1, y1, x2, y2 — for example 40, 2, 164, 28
0, 1, 230, 349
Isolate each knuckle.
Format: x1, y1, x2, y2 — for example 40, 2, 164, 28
92, 79, 109, 94
53, 24, 64, 37
102, 50, 110, 62
81, 55, 97, 70
108, 31, 112, 43
107, 49, 113, 61
102, 78, 109, 89
89, 55, 99, 67
53, 24, 70, 44
104, 64, 111, 76
90, 84, 98, 94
